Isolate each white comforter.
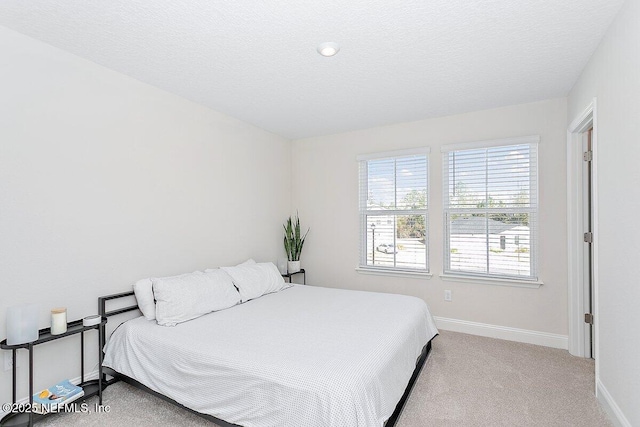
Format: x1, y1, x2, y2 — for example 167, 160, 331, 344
103, 285, 438, 427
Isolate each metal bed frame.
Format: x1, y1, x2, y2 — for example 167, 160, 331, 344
98, 290, 432, 427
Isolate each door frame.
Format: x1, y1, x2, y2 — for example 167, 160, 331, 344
566, 98, 599, 374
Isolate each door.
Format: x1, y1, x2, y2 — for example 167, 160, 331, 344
582, 128, 594, 359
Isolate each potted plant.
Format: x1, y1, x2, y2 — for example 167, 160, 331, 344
283, 213, 309, 273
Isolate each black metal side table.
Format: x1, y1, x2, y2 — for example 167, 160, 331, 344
282, 268, 306, 284
0, 318, 106, 427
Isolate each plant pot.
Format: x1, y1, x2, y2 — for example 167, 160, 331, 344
287, 261, 301, 274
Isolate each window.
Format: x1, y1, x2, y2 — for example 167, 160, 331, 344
358, 148, 429, 274
442, 136, 538, 281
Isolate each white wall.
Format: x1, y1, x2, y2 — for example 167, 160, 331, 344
568, 0, 640, 424
0, 26, 290, 406
292, 99, 568, 339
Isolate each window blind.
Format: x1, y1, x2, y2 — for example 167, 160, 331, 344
358, 149, 429, 272
442, 137, 538, 280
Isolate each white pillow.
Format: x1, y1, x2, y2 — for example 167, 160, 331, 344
221, 262, 290, 303
133, 278, 156, 320
153, 270, 241, 326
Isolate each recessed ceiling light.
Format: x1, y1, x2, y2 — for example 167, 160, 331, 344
317, 42, 340, 57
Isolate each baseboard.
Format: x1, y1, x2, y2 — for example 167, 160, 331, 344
596, 379, 632, 427
0, 369, 99, 419
434, 316, 568, 349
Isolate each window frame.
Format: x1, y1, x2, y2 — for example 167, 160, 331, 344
357, 147, 431, 276
441, 136, 540, 283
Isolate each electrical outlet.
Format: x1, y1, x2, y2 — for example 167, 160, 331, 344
4, 353, 12, 371
3, 353, 20, 371
444, 290, 452, 302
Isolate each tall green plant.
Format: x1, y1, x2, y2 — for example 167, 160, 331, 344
283, 213, 309, 261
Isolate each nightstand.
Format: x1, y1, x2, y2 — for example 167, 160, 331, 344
282, 269, 306, 285
0, 318, 106, 427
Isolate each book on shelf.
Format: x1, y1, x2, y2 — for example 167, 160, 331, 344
32, 379, 84, 414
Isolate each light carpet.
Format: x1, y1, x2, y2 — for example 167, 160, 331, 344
39, 331, 611, 426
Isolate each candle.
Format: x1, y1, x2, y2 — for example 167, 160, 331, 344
51, 308, 67, 335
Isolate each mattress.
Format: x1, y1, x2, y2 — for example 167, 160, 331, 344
103, 284, 438, 427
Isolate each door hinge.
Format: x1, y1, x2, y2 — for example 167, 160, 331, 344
584, 313, 594, 325
583, 151, 593, 162
584, 232, 593, 243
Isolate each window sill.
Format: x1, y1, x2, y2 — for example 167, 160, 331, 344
355, 267, 432, 279
439, 273, 543, 288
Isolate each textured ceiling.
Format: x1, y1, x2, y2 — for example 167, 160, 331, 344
0, 1, 625, 139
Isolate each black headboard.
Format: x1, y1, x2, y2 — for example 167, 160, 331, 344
97, 291, 139, 366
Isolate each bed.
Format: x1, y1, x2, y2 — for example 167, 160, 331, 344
100, 283, 438, 427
